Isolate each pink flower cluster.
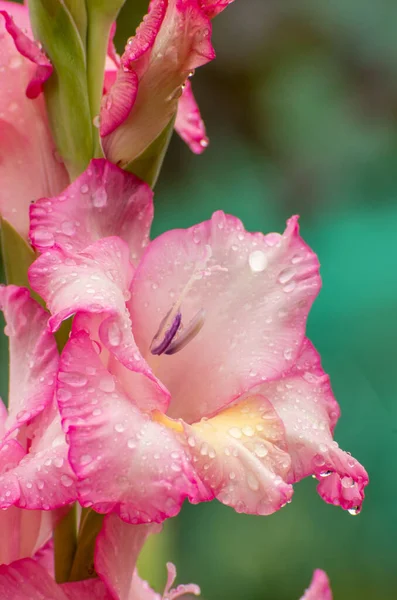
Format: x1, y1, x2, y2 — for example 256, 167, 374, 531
0, 0, 367, 597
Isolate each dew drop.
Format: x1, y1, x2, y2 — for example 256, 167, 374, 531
99, 376, 115, 393
348, 506, 360, 516
61, 475, 74, 487
228, 427, 242, 439
247, 472, 259, 491
92, 187, 107, 208
58, 372, 88, 388
248, 250, 268, 273
242, 425, 254, 437
61, 221, 76, 236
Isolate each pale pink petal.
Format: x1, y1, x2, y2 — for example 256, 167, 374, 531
30, 159, 153, 264
28, 237, 134, 332
257, 339, 368, 512
33, 539, 54, 575
100, 69, 139, 138
129, 212, 321, 424
107, 21, 120, 68
0, 8, 52, 99
182, 395, 293, 515
57, 332, 201, 524
101, 0, 215, 166
175, 80, 209, 153
0, 2, 68, 240
130, 574, 161, 600
0, 559, 67, 600
199, 0, 235, 19
300, 570, 333, 600
2, 403, 77, 510
29, 238, 168, 412
0, 285, 58, 437
0, 558, 111, 600
162, 562, 200, 600
0, 440, 25, 507
62, 579, 113, 600
0, 507, 53, 565
95, 513, 158, 600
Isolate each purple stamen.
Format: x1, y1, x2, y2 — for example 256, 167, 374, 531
150, 310, 182, 355
165, 309, 205, 355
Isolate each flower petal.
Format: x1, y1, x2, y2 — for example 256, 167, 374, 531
29, 237, 134, 332
0, 559, 67, 600
130, 212, 321, 424
95, 514, 158, 600
0, 507, 53, 565
0, 440, 24, 506
30, 159, 153, 264
29, 237, 168, 412
0, 2, 68, 240
101, 0, 215, 166
175, 80, 209, 153
57, 332, 201, 524
2, 404, 77, 510
300, 570, 333, 600
199, 0, 235, 19
0, 286, 59, 438
182, 395, 293, 515
0, 558, 111, 600
0, 8, 52, 99
257, 339, 368, 512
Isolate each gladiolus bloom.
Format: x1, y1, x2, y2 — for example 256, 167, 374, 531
28, 159, 368, 523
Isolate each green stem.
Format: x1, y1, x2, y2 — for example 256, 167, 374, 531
68, 509, 105, 582
54, 504, 78, 583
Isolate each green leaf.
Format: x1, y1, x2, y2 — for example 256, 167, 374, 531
125, 116, 176, 188
28, 0, 93, 178
0, 219, 35, 286
63, 0, 87, 43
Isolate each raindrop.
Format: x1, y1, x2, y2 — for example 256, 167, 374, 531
92, 187, 107, 208
228, 427, 242, 439
348, 506, 360, 516
61, 221, 76, 236
58, 372, 88, 388
247, 472, 259, 491
61, 475, 74, 487
99, 376, 115, 393
248, 250, 268, 273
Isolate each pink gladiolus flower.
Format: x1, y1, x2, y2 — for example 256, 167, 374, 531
300, 570, 333, 600
100, 0, 235, 164
0, 1, 68, 240
0, 285, 76, 511
28, 159, 368, 523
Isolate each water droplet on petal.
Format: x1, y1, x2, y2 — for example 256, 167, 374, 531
61, 475, 74, 487
228, 427, 242, 439
99, 376, 115, 393
248, 250, 268, 272
348, 506, 360, 516
92, 187, 107, 208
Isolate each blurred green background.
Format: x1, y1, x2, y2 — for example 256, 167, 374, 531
3, 0, 397, 598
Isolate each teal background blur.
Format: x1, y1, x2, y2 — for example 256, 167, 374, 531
3, 1, 397, 598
